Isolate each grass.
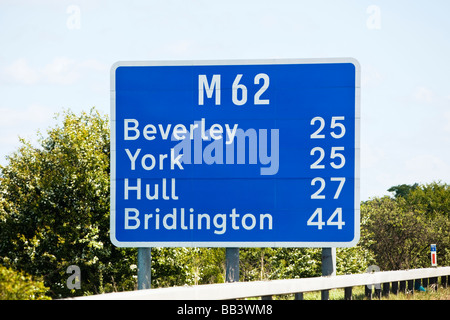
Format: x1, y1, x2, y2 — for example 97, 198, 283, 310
380, 286, 450, 300
268, 285, 450, 300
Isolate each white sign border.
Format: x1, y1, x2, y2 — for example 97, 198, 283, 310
110, 58, 361, 248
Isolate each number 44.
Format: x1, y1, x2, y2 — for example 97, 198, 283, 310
307, 208, 345, 230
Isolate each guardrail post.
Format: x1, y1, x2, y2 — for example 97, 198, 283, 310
365, 284, 372, 300
407, 279, 414, 295
382, 282, 390, 298
429, 277, 435, 290
431, 276, 438, 290
374, 286, 381, 299
422, 277, 428, 288
399, 280, 406, 294
391, 281, 398, 295
344, 287, 352, 300
442, 275, 448, 288
295, 292, 304, 300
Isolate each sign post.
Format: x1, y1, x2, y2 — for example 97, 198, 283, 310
321, 247, 336, 300
110, 59, 360, 284
225, 248, 240, 283
431, 244, 437, 267
137, 247, 151, 289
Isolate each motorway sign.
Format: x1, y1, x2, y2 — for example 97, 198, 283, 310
110, 58, 360, 247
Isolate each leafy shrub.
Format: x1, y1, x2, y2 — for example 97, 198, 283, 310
0, 265, 50, 300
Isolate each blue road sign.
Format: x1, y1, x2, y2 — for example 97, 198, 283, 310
110, 59, 360, 247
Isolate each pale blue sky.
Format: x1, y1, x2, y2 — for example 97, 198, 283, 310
1, 0, 449, 200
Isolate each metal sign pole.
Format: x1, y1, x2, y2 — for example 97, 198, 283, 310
137, 248, 151, 290
226, 248, 240, 282
321, 247, 336, 300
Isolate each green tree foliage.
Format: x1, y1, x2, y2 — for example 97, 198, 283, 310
1, 108, 448, 299
239, 248, 322, 281
362, 196, 431, 270
0, 108, 135, 298
404, 182, 450, 266
151, 248, 225, 287
362, 182, 450, 270
0, 265, 50, 300
239, 246, 373, 281
388, 183, 419, 199
403, 181, 450, 219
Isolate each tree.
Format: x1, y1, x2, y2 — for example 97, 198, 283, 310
0, 108, 135, 298
404, 182, 450, 266
267, 248, 322, 279
151, 247, 225, 287
0, 265, 50, 300
402, 181, 450, 219
362, 195, 437, 270
388, 183, 419, 199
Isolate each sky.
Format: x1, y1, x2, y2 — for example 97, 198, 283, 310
0, 0, 449, 201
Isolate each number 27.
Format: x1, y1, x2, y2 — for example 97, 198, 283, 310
311, 177, 345, 199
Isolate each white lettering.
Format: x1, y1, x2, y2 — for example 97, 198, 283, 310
198, 74, 221, 105
230, 208, 239, 230
172, 124, 187, 140
242, 213, 256, 230
158, 123, 172, 140
171, 148, 184, 170
260, 214, 273, 230
124, 178, 141, 200
125, 148, 141, 170
124, 119, 140, 140
122, 208, 273, 234
124, 178, 178, 201
141, 153, 156, 171
143, 124, 156, 140
213, 214, 226, 234
225, 124, 238, 144
125, 208, 140, 229
209, 123, 223, 140
123, 118, 239, 144
163, 208, 177, 230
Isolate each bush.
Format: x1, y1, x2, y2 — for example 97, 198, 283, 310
0, 108, 136, 298
0, 265, 50, 300
362, 182, 450, 270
